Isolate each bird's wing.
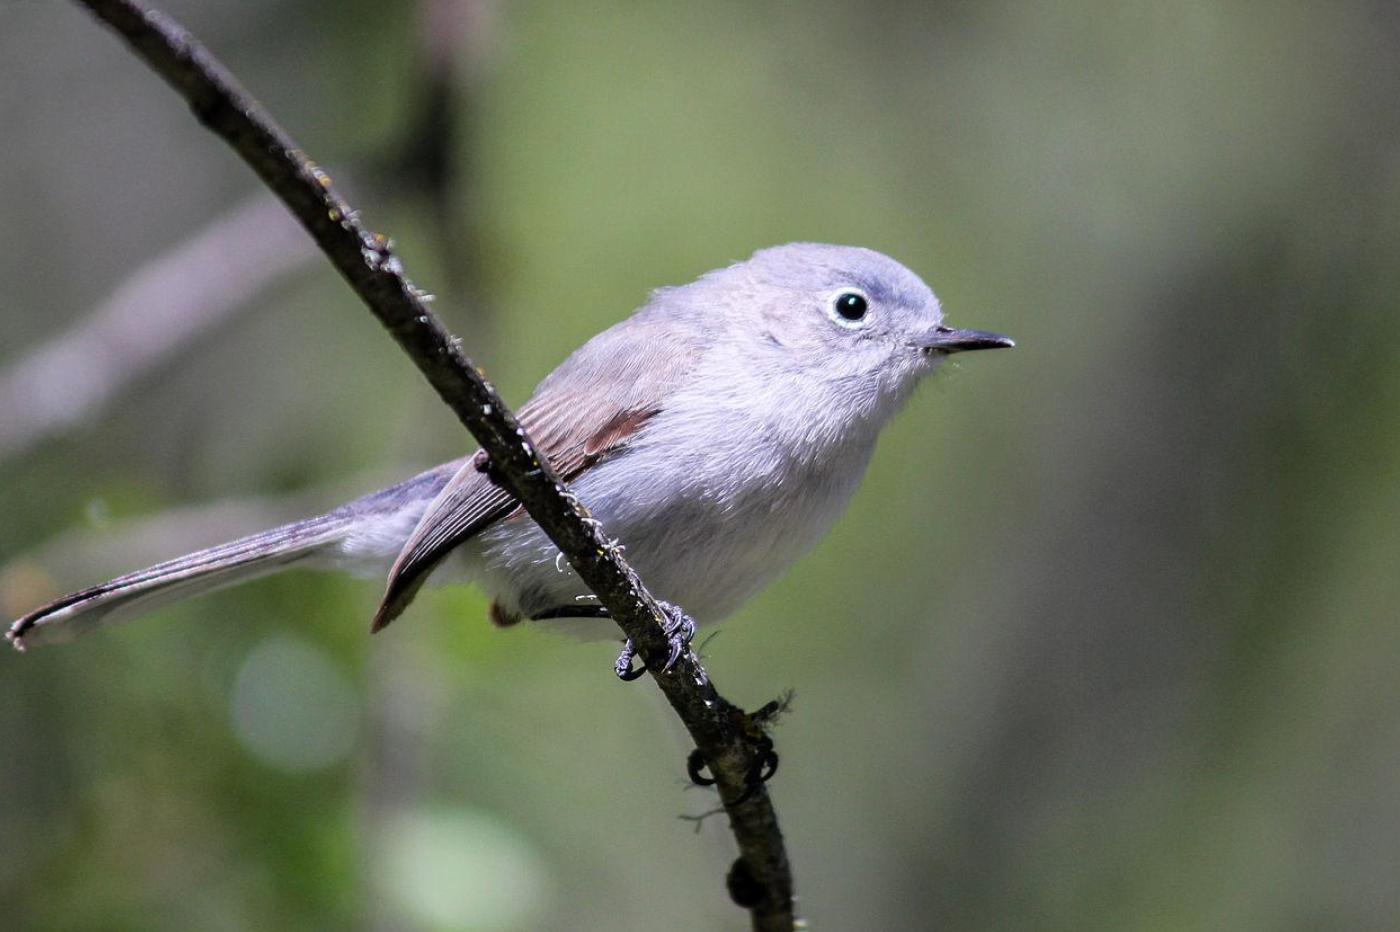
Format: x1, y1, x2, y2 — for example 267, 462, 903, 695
370, 314, 699, 631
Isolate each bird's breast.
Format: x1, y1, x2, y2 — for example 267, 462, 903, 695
576, 409, 876, 620
466, 393, 878, 627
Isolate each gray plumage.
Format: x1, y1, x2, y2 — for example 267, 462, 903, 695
7, 243, 1011, 651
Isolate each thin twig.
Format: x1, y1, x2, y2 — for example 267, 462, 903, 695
0, 193, 315, 462
68, 1, 795, 926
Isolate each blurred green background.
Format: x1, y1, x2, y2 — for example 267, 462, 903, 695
3, 1, 1399, 929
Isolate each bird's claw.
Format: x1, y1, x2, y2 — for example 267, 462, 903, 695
614, 639, 647, 681
686, 739, 780, 806
687, 749, 717, 786
612, 600, 698, 682
660, 600, 698, 673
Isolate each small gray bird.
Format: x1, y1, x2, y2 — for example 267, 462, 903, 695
6, 243, 1012, 674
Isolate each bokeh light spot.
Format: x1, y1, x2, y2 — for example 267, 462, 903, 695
229, 634, 359, 772
382, 807, 553, 931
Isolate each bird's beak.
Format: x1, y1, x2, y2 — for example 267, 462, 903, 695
920, 325, 1015, 353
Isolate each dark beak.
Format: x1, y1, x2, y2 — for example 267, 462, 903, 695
921, 325, 1015, 353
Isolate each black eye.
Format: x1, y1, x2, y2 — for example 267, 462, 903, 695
833, 292, 868, 322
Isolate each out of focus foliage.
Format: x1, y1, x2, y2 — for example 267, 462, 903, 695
2, 1, 1398, 929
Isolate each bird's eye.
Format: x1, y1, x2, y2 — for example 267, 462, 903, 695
830, 291, 869, 326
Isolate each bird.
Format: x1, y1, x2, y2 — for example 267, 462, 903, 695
6, 243, 1012, 676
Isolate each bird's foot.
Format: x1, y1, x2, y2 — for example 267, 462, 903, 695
659, 600, 698, 671
613, 600, 697, 682
614, 638, 646, 681
686, 697, 788, 803
687, 739, 779, 804
530, 604, 610, 621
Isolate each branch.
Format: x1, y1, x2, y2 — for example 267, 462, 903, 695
69, 1, 795, 926
0, 193, 315, 463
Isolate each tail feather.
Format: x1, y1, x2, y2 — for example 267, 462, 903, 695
5, 461, 464, 652
6, 512, 353, 651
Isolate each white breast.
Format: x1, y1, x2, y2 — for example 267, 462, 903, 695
463, 380, 880, 630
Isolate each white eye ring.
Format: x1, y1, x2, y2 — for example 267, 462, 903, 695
826, 288, 871, 329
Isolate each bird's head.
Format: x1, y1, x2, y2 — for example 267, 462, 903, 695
704, 243, 1013, 425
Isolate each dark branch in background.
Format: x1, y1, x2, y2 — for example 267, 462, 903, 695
0, 0, 489, 468
71, 1, 795, 927
365, 5, 493, 931
386, 0, 497, 354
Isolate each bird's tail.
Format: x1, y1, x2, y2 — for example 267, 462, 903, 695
5, 460, 463, 651
5, 511, 357, 651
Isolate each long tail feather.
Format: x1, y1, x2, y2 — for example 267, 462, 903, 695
5, 461, 464, 652
6, 512, 355, 650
